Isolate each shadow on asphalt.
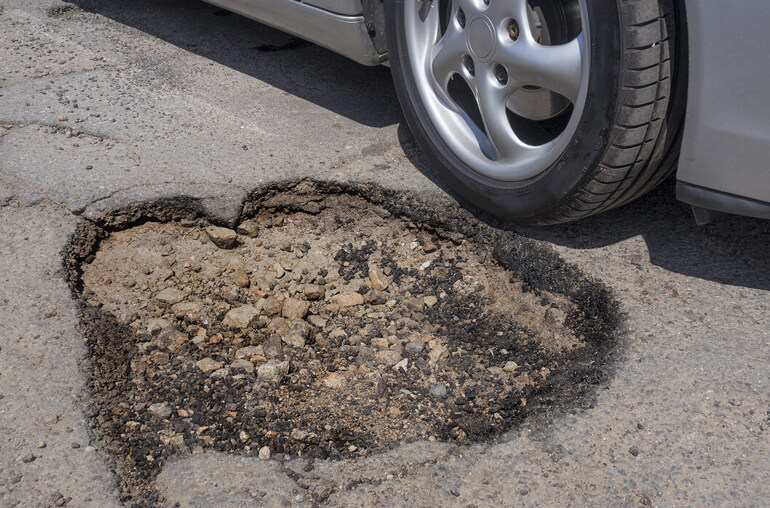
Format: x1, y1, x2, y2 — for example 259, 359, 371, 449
72, 0, 770, 291
69, 0, 401, 128
400, 123, 770, 291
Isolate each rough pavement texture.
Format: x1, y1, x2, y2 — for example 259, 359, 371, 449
1, 0, 768, 506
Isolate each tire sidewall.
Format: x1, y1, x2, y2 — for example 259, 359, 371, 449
387, 0, 623, 222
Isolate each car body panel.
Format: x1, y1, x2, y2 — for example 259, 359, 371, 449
201, 0, 384, 65
676, 0, 770, 213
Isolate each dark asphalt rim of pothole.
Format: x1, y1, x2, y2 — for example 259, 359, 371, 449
62, 179, 622, 506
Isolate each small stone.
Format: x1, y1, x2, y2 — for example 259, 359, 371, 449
21, 454, 36, 463
405, 339, 425, 354
177, 409, 190, 418
503, 361, 519, 373
393, 358, 408, 372
258, 359, 289, 382
282, 298, 310, 320
371, 337, 390, 350
279, 241, 293, 252
322, 372, 346, 389
239, 430, 250, 442
423, 240, 438, 253
222, 305, 259, 329
148, 403, 172, 419
235, 345, 264, 360
36, 441, 47, 449
303, 284, 326, 301
196, 357, 223, 373
629, 446, 639, 457
234, 269, 250, 288
236, 219, 260, 238
423, 295, 438, 308
259, 446, 271, 460
272, 318, 314, 347
58, 115, 68, 122
291, 428, 309, 440
71, 442, 81, 449
263, 335, 283, 357
368, 265, 390, 291
263, 296, 283, 316
171, 301, 203, 322
331, 292, 364, 307
155, 288, 186, 305
430, 383, 447, 398
428, 346, 448, 363
307, 315, 327, 328
205, 226, 238, 249
405, 297, 425, 313
273, 262, 285, 279
43, 414, 59, 425
230, 359, 255, 374
375, 350, 402, 366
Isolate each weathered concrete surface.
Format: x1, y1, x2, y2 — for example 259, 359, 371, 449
1, 0, 769, 506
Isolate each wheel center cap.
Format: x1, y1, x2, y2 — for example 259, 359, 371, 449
467, 17, 495, 61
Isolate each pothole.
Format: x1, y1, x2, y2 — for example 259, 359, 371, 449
64, 181, 620, 504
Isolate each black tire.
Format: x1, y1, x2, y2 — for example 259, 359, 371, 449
386, 0, 684, 224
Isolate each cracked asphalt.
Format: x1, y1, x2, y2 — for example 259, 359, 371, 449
1, 0, 769, 506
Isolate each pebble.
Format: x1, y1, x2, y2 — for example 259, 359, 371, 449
405, 338, 425, 354
282, 298, 310, 320
430, 383, 448, 398
332, 292, 364, 307
230, 359, 255, 374
258, 446, 271, 460
405, 297, 425, 313
236, 219, 260, 238
36, 441, 47, 448
205, 226, 239, 249
629, 446, 640, 457
428, 346, 449, 363
503, 361, 519, 373
263, 296, 283, 316
196, 357, 224, 373
223, 305, 259, 329
322, 372, 346, 389
393, 358, 409, 372
423, 295, 438, 308
235, 345, 264, 360
273, 319, 313, 347
148, 403, 172, 419
368, 265, 390, 291
303, 284, 326, 301
257, 359, 290, 382
155, 288, 186, 305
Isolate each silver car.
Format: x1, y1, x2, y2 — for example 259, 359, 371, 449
204, 0, 770, 225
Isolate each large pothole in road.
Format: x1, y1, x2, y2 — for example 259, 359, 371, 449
65, 181, 619, 504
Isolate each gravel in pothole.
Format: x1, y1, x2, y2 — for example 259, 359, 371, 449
78, 193, 586, 497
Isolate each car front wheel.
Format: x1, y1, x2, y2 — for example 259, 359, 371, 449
386, 0, 683, 224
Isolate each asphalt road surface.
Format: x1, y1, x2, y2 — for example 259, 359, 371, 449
1, 0, 769, 506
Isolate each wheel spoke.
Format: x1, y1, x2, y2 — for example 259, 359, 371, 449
499, 34, 584, 104
473, 73, 531, 160
429, 23, 467, 92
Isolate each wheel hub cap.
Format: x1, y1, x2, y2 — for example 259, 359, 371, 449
467, 17, 495, 61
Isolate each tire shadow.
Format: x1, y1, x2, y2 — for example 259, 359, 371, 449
398, 123, 770, 291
